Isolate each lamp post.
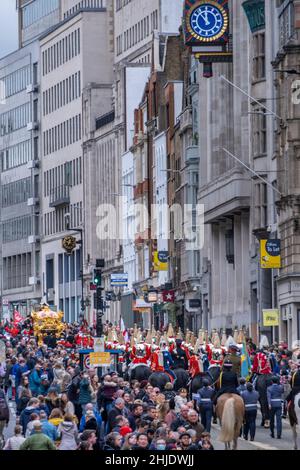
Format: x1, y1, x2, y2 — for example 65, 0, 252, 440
62, 214, 85, 317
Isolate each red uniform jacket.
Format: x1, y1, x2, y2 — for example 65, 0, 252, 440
150, 350, 164, 372
252, 352, 271, 375
130, 345, 151, 364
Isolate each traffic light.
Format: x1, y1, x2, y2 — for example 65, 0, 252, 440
93, 268, 102, 286
94, 290, 104, 311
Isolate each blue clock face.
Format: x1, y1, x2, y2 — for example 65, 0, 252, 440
190, 4, 225, 39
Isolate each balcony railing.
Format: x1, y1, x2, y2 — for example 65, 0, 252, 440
49, 185, 70, 208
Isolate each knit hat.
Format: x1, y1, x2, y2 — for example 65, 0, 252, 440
119, 426, 132, 437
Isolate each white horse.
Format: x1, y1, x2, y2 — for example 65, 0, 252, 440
289, 392, 300, 450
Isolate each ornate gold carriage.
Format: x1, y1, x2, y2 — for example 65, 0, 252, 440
31, 304, 65, 346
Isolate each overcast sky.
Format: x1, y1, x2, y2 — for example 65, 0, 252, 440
0, 0, 18, 59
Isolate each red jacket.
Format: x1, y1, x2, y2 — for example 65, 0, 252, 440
252, 352, 271, 375
189, 355, 202, 378
130, 345, 151, 364
150, 350, 164, 372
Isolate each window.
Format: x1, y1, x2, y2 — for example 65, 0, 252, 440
0, 65, 31, 99
278, 0, 295, 48
254, 182, 268, 229
43, 114, 81, 156
42, 28, 81, 76
0, 102, 31, 136
1, 140, 31, 171
253, 32, 265, 81
253, 107, 267, 156
2, 215, 32, 243
2, 177, 31, 207
22, 0, 59, 28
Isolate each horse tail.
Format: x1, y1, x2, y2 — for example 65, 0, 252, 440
219, 398, 236, 443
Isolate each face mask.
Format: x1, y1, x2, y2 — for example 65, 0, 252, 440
156, 444, 166, 450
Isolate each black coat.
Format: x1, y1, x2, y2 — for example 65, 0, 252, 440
107, 407, 123, 433
217, 370, 239, 396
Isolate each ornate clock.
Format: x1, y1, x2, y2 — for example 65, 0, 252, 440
62, 235, 77, 255
186, 0, 229, 43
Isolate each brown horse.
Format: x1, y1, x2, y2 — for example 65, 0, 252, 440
216, 394, 245, 450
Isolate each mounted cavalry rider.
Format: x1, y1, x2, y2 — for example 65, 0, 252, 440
223, 344, 241, 377
252, 348, 272, 376
214, 360, 239, 402
206, 332, 226, 368
151, 337, 176, 382
130, 341, 151, 367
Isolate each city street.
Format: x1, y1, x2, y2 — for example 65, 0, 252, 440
3, 400, 296, 451
0, 0, 300, 456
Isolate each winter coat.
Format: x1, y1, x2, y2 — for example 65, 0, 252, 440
67, 374, 81, 404
29, 369, 41, 395
20, 432, 57, 450
58, 421, 78, 450
63, 401, 75, 417
79, 409, 102, 432
3, 435, 26, 450
48, 417, 64, 428
107, 406, 124, 433
79, 378, 92, 405
45, 397, 61, 415
39, 419, 58, 441
174, 396, 188, 413
20, 406, 38, 434
16, 395, 30, 415
185, 421, 205, 440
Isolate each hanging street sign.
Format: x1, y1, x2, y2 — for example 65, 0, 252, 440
260, 239, 281, 269
263, 309, 279, 327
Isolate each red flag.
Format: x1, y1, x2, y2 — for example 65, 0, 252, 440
162, 290, 175, 303
13, 310, 23, 325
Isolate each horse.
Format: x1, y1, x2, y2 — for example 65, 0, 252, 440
288, 392, 300, 450
191, 366, 221, 394
125, 364, 152, 383
216, 394, 245, 450
149, 368, 190, 392
252, 373, 273, 427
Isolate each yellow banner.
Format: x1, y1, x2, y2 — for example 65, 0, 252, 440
263, 309, 279, 327
153, 251, 168, 271
260, 240, 281, 269
89, 352, 111, 367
